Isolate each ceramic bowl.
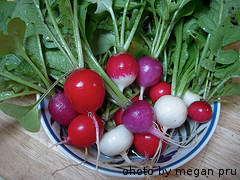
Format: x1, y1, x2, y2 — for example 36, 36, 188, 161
39, 97, 220, 178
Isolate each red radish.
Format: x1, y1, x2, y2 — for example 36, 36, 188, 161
114, 108, 124, 126
149, 82, 171, 103
106, 53, 138, 92
48, 91, 79, 126
188, 100, 212, 123
67, 114, 104, 147
64, 68, 105, 114
114, 95, 139, 126
133, 133, 166, 157
64, 68, 105, 172
136, 57, 163, 100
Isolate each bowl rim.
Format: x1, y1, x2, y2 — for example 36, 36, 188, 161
39, 96, 221, 178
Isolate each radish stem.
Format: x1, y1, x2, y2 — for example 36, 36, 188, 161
73, 0, 84, 68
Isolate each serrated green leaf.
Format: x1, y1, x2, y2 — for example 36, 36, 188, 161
214, 60, 240, 78
0, 17, 26, 56
11, 0, 50, 38
156, 0, 169, 21
45, 50, 72, 73
0, 103, 40, 132
198, 15, 217, 34
0, 54, 22, 71
215, 49, 238, 64
0, 0, 17, 33
182, 18, 199, 41
201, 59, 216, 72
175, 0, 196, 22
210, 10, 240, 56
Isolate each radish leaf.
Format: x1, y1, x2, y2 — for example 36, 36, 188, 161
0, 103, 40, 132
95, 0, 113, 14
0, 17, 25, 56
215, 49, 238, 64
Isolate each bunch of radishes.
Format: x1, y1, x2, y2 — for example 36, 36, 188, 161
48, 52, 213, 163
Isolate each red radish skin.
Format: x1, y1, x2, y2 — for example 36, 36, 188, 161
64, 68, 105, 114
106, 53, 138, 92
114, 95, 139, 126
136, 57, 163, 100
48, 92, 79, 126
67, 114, 104, 147
133, 133, 166, 157
114, 108, 124, 126
150, 82, 171, 103
188, 100, 213, 123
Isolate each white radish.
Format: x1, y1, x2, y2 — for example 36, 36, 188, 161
154, 95, 188, 131
182, 90, 201, 107
99, 125, 133, 156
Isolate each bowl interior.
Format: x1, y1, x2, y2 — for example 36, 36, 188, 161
39, 97, 220, 178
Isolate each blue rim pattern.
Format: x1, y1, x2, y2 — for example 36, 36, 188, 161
40, 99, 220, 177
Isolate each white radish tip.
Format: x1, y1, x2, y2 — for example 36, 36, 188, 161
111, 74, 137, 92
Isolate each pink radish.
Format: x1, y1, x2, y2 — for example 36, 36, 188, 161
106, 53, 138, 92
136, 57, 163, 100
48, 91, 79, 126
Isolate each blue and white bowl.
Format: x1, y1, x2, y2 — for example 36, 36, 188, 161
39, 97, 220, 178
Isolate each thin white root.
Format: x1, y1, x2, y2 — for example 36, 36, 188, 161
139, 86, 145, 100
88, 112, 100, 180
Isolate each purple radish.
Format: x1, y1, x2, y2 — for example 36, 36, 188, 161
122, 100, 166, 139
136, 57, 163, 100
122, 100, 183, 146
48, 91, 79, 126
106, 53, 138, 92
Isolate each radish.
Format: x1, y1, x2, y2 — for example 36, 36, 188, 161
99, 125, 133, 156
64, 68, 105, 173
113, 95, 139, 126
48, 91, 79, 126
122, 100, 170, 140
106, 53, 138, 92
149, 82, 171, 103
113, 108, 124, 126
67, 114, 104, 147
136, 56, 163, 100
182, 90, 201, 107
188, 100, 212, 123
133, 133, 166, 158
154, 95, 188, 131
64, 68, 105, 114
